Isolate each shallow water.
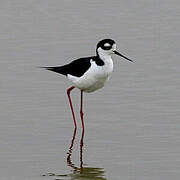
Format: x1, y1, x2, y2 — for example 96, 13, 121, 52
0, 0, 180, 180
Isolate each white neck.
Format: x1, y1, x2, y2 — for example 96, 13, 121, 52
97, 48, 114, 74
97, 48, 113, 62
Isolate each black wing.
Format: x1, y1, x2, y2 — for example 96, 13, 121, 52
42, 57, 93, 77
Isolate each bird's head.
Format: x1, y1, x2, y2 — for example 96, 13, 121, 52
96, 39, 133, 62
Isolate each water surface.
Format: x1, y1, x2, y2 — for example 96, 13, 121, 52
0, 1, 180, 180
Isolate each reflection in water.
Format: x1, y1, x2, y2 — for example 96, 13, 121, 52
65, 128, 106, 180
67, 128, 78, 171
67, 128, 84, 169
43, 128, 106, 180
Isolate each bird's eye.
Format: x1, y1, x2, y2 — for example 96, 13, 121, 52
103, 43, 112, 50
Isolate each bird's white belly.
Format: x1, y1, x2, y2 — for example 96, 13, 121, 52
67, 60, 113, 93
79, 75, 108, 92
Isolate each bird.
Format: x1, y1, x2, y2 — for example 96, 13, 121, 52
41, 39, 133, 129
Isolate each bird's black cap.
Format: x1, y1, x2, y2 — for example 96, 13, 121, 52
96, 39, 115, 51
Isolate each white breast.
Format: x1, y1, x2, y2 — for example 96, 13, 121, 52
67, 57, 113, 93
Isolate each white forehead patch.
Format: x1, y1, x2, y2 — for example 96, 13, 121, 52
104, 43, 111, 47
112, 44, 116, 50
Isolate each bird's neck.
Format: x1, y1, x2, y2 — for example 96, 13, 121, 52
98, 52, 111, 62
97, 52, 113, 75
98, 52, 113, 64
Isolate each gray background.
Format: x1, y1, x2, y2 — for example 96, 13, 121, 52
0, 0, 180, 180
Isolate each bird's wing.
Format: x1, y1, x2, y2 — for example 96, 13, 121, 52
42, 57, 93, 77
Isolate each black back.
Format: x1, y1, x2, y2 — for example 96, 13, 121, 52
42, 39, 116, 77
44, 56, 104, 77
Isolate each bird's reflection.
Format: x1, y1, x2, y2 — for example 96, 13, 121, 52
43, 128, 106, 179
67, 128, 78, 171
67, 128, 85, 169
66, 128, 106, 180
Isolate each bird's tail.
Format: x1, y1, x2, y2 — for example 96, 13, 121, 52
38, 66, 67, 76
39, 66, 55, 71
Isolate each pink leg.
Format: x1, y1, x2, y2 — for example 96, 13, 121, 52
80, 90, 84, 129
67, 86, 77, 128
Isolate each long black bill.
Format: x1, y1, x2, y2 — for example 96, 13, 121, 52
113, 50, 133, 62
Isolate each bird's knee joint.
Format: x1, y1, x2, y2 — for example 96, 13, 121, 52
80, 110, 84, 116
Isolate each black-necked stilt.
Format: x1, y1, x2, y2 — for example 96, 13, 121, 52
42, 39, 133, 129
